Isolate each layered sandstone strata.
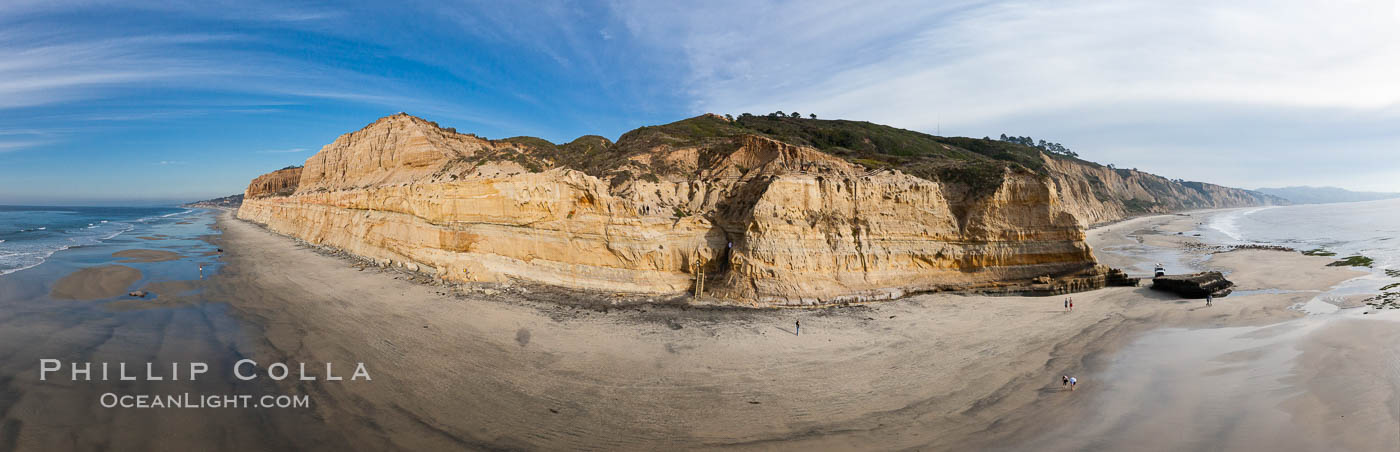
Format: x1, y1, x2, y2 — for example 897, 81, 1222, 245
238, 114, 1276, 306
245, 167, 302, 199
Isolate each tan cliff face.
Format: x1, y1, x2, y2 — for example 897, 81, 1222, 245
244, 167, 303, 199
1040, 156, 1272, 225
238, 114, 1275, 306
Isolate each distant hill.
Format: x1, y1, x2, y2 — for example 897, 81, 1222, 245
184, 193, 243, 209
1254, 186, 1400, 204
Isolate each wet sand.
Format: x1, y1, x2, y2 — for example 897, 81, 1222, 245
4, 209, 1389, 450
151, 211, 1368, 450
1023, 212, 1398, 452
48, 265, 143, 300
1018, 310, 1400, 452
2, 210, 341, 451
112, 249, 183, 263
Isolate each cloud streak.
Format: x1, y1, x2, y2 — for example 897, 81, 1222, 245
0, 140, 46, 152
3, 1, 1398, 197
613, 0, 1400, 190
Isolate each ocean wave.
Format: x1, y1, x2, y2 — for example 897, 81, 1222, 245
0, 251, 53, 276
137, 209, 195, 223
1206, 212, 1243, 241
0, 222, 134, 276
1206, 207, 1275, 241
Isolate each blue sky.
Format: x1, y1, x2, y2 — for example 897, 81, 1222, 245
2, 0, 1400, 204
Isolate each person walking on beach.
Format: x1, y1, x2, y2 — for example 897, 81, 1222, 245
1206, 294, 1213, 307
795, 320, 801, 336
1069, 376, 1077, 391
1064, 298, 1069, 312
1062, 375, 1069, 388
1068, 297, 1074, 312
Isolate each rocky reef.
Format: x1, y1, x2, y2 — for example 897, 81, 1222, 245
238, 113, 1280, 306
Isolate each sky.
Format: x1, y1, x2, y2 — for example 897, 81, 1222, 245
2, 0, 1399, 205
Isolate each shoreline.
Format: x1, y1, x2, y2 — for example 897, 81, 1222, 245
3, 205, 1385, 450
196, 208, 1374, 450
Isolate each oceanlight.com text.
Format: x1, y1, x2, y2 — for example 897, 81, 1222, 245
99, 392, 310, 409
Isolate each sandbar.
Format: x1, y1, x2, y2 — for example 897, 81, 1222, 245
49, 265, 143, 300
112, 249, 183, 263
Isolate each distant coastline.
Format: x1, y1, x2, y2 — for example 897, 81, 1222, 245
1255, 185, 1400, 204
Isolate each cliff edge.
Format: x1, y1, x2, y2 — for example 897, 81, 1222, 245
238, 113, 1282, 306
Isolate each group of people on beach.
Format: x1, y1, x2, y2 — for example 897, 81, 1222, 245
1061, 297, 1077, 391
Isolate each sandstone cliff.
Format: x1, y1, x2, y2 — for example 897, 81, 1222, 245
238, 113, 1280, 306
245, 166, 303, 199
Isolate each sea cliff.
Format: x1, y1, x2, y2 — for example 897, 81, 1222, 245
238, 113, 1281, 306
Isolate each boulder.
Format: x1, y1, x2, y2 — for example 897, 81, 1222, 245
1151, 272, 1233, 298
128, 291, 148, 298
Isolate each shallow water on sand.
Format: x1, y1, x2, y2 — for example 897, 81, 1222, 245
0, 209, 343, 450
0, 206, 187, 275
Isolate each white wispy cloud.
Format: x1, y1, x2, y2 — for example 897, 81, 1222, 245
617, 0, 1400, 124
0, 140, 46, 152
611, 0, 1400, 190
0, 4, 486, 124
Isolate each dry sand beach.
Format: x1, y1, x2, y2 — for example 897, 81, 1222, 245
2, 208, 1395, 451
176, 210, 1386, 450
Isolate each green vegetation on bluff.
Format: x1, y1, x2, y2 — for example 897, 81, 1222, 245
463, 112, 1267, 205
731, 114, 1052, 172
606, 113, 1073, 195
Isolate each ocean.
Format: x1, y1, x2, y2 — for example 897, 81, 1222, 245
1204, 197, 1400, 271
0, 205, 189, 275
1199, 197, 1400, 302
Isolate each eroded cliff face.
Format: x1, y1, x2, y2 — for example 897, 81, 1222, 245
245, 167, 302, 199
1040, 157, 1274, 225
238, 114, 1273, 306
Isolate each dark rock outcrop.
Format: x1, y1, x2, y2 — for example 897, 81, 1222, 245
1151, 272, 1234, 298
1105, 268, 1140, 287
